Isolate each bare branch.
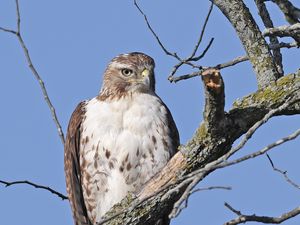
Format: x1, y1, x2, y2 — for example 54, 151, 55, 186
167, 3, 215, 81
188, 2, 214, 60
191, 37, 214, 62
221, 99, 296, 161
224, 202, 300, 225
191, 185, 232, 194
269, 41, 298, 49
266, 153, 300, 190
169, 175, 199, 219
0, 0, 65, 144
170, 184, 232, 219
133, 0, 179, 59
169, 40, 298, 83
255, 0, 284, 75
263, 23, 300, 39
133, 0, 215, 82
225, 202, 242, 216
218, 127, 300, 169
0, 27, 17, 34
0, 179, 68, 200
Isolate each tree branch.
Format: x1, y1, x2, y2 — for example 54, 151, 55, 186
0, 179, 68, 200
212, 0, 280, 88
263, 23, 300, 42
216, 126, 300, 170
224, 202, 300, 225
266, 153, 300, 190
201, 69, 225, 138
133, 0, 179, 60
0, 0, 65, 144
134, 0, 216, 82
270, 0, 300, 24
255, 0, 284, 75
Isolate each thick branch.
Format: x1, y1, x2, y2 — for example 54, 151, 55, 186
201, 69, 225, 138
255, 0, 284, 75
212, 0, 280, 88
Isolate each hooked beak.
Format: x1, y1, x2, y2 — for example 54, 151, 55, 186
140, 68, 150, 86
141, 68, 150, 78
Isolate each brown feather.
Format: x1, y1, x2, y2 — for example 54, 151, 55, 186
64, 101, 92, 225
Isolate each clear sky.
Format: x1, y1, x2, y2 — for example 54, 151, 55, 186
0, 1, 299, 225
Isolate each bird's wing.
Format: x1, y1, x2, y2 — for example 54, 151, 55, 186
165, 104, 180, 155
157, 96, 180, 155
64, 101, 92, 225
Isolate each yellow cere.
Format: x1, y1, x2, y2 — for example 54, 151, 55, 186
142, 69, 150, 77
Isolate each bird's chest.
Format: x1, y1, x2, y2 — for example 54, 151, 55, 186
79, 95, 172, 218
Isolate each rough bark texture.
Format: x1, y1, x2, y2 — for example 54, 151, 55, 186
101, 71, 300, 225
255, 0, 284, 76
211, 0, 280, 88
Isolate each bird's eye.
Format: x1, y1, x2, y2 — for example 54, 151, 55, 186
121, 68, 133, 77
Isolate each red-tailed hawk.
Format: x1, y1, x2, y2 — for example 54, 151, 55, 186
64, 52, 179, 225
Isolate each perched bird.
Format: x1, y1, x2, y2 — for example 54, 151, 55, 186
64, 52, 179, 225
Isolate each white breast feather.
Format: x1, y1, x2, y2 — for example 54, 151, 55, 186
80, 93, 173, 222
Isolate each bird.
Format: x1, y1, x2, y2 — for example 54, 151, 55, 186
64, 52, 179, 225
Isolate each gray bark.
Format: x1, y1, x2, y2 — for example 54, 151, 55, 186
211, 0, 280, 88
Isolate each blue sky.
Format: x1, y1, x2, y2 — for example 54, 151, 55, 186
0, 1, 299, 225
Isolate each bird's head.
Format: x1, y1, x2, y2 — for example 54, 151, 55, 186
99, 52, 156, 100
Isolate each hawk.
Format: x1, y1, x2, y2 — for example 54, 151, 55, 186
64, 52, 179, 225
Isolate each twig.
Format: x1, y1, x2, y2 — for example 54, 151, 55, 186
0, 0, 65, 144
191, 185, 232, 194
191, 37, 214, 62
218, 127, 300, 169
169, 40, 298, 83
224, 202, 300, 225
222, 99, 296, 161
188, 2, 214, 61
224, 202, 242, 216
170, 185, 231, 219
266, 153, 300, 190
0, 27, 17, 34
167, 2, 215, 80
169, 176, 199, 219
133, 0, 179, 59
0, 179, 68, 200
133, 0, 215, 81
